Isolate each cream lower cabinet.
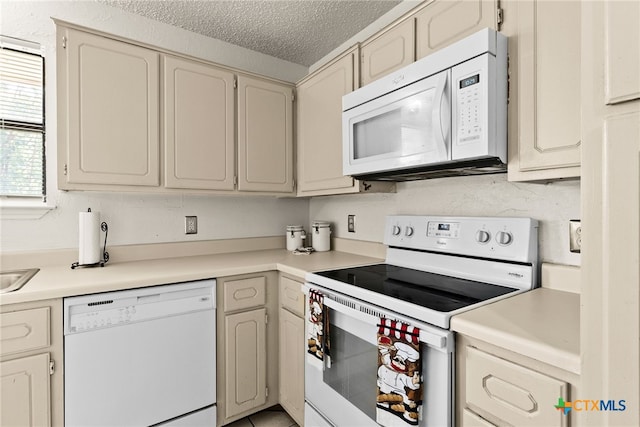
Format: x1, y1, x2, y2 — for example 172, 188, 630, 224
237, 75, 294, 193
0, 300, 63, 427
502, 0, 582, 180
57, 26, 160, 189
278, 275, 305, 425
457, 335, 578, 427
163, 55, 236, 190
225, 308, 267, 417
217, 272, 279, 426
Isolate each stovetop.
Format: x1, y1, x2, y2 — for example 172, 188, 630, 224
306, 215, 539, 329
315, 263, 518, 313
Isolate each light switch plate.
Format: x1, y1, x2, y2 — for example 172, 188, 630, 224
569, 220, 581, 253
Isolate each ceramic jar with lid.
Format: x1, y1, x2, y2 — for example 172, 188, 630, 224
311, 221, 331, 252
286, 225, 306, 251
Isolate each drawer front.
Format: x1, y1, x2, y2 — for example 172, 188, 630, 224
280, 276, 304, 317
223, 276, 266, 312
465, 346, 568, 427
0, 307, 50, 357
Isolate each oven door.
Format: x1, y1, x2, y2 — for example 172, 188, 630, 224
304, 285, 453, 427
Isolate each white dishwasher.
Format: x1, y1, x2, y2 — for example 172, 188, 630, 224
64, 280, 216, 427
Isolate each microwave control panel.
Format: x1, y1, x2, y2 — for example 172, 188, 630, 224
456, 73, 483, 144
450, 51, 506, 162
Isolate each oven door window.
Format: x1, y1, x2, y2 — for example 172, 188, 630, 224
323, 309, 378, 422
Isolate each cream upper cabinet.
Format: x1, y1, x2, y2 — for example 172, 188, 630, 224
603, 1, 640, 105
163, 55, 235, 190
415, 0, 499, 59
503, 0, 581, 180
237, 75, 294, 193
58, 27, 160, 188
361, 18, 416, 86
296, 47, 359, 196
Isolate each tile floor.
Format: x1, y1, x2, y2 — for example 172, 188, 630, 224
226, 405, 299, 427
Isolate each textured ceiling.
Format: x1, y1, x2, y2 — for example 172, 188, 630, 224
99, 0, 403, 67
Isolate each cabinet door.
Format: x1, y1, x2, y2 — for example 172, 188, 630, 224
62, 28, 160, 186
1, 353, 51, 427
361, 18, 415, 86
224, 308, 267, 418
237, 76, 294, 193
297, 48, 358, 195
504, 0, 581, 180
163, 56, 235, 190
279, 308, 304, 426
415, 0, 499, 59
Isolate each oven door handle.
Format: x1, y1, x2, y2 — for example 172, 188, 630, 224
322, 297, 447, 349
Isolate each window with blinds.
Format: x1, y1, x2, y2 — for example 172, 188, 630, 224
0, 36, 45, 199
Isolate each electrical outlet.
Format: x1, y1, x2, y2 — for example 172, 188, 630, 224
569, 220, 581, 253
348, 215, 356, 233
185, 216, 198, 234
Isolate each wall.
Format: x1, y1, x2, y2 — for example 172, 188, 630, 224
0, 0, 581, 268
310, 175, 581, 266
0, 0, 309, 253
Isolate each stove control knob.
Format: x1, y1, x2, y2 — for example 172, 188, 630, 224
392, 225, 402, 236
476, 230, 491, 244
497, 231, 513, 246
405, 226, 414, 237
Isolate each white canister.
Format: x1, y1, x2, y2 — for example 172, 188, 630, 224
311, 221, 331, 252
286, 225, 306, 251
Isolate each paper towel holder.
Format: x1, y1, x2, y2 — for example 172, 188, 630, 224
71, 209, 110, 269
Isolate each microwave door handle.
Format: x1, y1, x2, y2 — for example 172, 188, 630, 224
431, 72, 451, 160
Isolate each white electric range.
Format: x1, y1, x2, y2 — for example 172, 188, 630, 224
304, 215, 538, 427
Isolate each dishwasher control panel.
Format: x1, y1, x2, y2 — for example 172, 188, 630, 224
64, 280, 216, 335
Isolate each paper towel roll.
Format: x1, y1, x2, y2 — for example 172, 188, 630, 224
79, 210, 101, 265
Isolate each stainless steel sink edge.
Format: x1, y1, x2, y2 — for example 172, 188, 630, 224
0, 268, 40, 293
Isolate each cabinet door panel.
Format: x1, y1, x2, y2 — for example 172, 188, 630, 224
237, 76, 293, 192
65, 29, 159, 186
297, 50, 357, 194
517, 0, 581, 171
361, 18, 415, 85
416, 0, 498, 59
279, 308, 304, 425
1, 353, 51, 427
224, 308, 267, 418
503, 0, 581, 179
604, 1, 640, 104
164, 56, 235, 190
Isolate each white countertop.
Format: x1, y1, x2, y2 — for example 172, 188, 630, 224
0, 249, 382, 305
450, 287, 581, 375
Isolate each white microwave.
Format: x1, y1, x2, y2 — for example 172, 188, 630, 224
342, 28, 507, 181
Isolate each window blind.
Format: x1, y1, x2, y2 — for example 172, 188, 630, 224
0, 36, 45, 198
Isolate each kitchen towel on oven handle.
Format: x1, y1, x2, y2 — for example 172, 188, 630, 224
376, 318, 423, 426
307, 289, 326, 361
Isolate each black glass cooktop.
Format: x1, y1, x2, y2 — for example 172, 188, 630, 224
315, 264, 518, 313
